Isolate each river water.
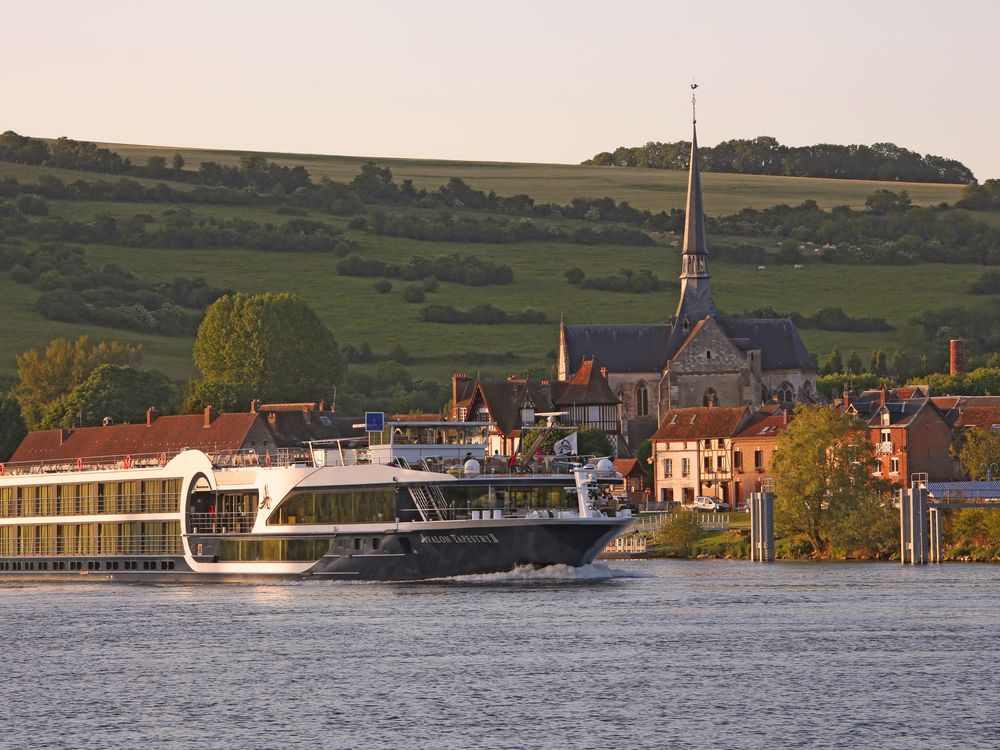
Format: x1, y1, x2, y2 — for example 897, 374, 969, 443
2, 560, 999, 749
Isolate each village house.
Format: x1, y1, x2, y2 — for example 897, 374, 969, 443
450, 360, 623, 456
839, 386, 959, 487
730, 410, 792, 507
650, 406, 751, 505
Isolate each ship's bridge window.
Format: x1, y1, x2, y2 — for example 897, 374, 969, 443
269, 487, 396, 525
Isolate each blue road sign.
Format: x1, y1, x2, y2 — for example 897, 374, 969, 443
365, 411, 385, 433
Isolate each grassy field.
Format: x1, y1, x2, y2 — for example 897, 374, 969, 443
94, 141, 965, 214
0, 150, 988, 384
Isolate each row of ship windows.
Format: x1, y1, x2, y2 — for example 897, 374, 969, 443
0, 560, 177, 571
0, 479, 182, 517
0, 522, 183, 557
217, 536, 382, 562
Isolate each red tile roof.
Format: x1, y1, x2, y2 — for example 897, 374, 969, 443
10, 413, 260, 463
651, 407, 749, 441
613, 458, 640, 477
734, 413, 790, 439
954, 405, 1000, 430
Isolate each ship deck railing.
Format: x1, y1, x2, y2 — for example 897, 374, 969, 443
395, 505, 590, 522
0, 448, 313, 477
187, 512, 256, 535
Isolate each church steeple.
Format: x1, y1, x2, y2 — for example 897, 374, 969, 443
674, 83, 716, 323
665, 84, 717, 358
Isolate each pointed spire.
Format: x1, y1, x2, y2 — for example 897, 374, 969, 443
666, 85, 716, 359
681, 122, 709, 259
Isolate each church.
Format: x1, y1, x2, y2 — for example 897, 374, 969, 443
557, 103, 820, 448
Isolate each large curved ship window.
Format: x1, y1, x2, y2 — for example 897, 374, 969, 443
437, 485, 491, 511
217, 538, 332, 562
507, 486, 567, 511
268, 488, 395, 525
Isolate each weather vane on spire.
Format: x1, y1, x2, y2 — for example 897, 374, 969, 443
691, 79, 699, 124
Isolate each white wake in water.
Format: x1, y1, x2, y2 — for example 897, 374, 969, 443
433, 562, 653, 584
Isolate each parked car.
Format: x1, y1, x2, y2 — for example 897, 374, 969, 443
693, 496, 731, 512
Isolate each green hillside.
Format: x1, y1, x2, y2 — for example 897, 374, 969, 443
0, 144, 988, 389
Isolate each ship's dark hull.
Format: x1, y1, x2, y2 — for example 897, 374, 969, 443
310, 518, 628, 581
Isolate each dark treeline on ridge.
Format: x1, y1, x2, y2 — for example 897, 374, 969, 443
583, 136, 975, 184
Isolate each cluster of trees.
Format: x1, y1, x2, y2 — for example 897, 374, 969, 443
347, 164, 685, 231
0, 131, 130, 174
0, 132, 313, 195
740, 305, 892, 333
420, 303, 548, 325
352, 208, 652, 247
713, 193, 1000, 266
1, 243, 229, 336
0, 202, 352, 255
336, 252, 514, 286
0, 174, 262, 208
584, 136, 975, 184
10, 337, 166, 431
564, 266, 667, 293
956, 180, 1000, 211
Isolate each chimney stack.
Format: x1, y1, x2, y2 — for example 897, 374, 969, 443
782, 408, 789, 426
146, 406, 158, 426
59, 428, 71, 444
843, 386, 851, 412
203, 404, 217, 428
950, 338, 966, 376
879, 384, 888, 406
250, 399, 262, 413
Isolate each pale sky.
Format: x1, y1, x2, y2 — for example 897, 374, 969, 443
4, 0, 998, 180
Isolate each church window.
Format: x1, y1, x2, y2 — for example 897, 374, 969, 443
682, 317, 690, 332
635, 384, 649, 417
803, 381, 813, 400
703, 388, 718, 407
697, 257, 706, 272
776, 382, 795, 403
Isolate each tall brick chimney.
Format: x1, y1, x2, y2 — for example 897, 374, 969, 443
146, 406, 158, 426
950, 338, 966, 376
203, 404, 217, 427
843, 386, 851, 412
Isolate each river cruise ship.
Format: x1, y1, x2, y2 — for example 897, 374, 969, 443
0, 421, 630, 581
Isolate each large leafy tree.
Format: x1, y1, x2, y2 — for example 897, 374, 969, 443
0, 380, 27, 461
958, 428, 1000, 480
773, 405, 894, 556
13, 336, 142, 429
40, 364, 177, 429
193, 292, 343, 405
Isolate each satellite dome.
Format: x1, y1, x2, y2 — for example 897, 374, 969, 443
463, 458, 481, 477
596, 458, 614, 473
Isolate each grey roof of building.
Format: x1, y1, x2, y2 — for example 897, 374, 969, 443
564, 324, 671, 373
718, 317, 815, 371
926, 482, 1000, 501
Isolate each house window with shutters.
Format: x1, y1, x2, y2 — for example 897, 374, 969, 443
662, 458, 673, 477
681, 458, 690, 477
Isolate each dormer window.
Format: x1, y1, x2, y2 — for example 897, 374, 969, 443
881, 411, 890, 426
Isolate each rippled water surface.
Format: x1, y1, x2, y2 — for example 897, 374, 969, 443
3, 560, 1000, 749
